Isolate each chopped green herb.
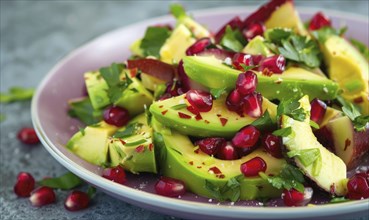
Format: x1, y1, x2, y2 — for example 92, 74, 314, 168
311, 26, 347, 43
154, 84, 167, 100
114, 145, 126, 159
87, 186, 97, 199
272, 127, 292, 137
240, 64, 258, 72
170, 3, 186, 19
309, 120, 320, 129
251, 110, 275, 131
264, 28, 293, 45
210, 88, 226, 99
79, 127, 86, 136
287, 148, 321, 167
124, 139, 147, 146
144, 104, 152, 126
0, 87, 35, 103
277, 99, 306, 122
204, 176, 242, 202
67, 97, 103, 125
38, 172, 83, 190
337, 96, 369, 131
113, 123, 142, 138
312, 154, 322, 176
140, 27, 171, 57
170, 103, 188, 110
220, 26, 247, 52
330, 196, 350, 203
350, 38, 369, 60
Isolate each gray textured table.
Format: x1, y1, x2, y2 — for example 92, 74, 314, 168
1, 1, 368, 220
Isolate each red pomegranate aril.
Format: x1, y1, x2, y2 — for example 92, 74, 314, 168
243, 22, 266, 41
259, 55, 286, 74
29, 186, 56, 207
309, 12, 331, 31
102, 166, 127, 185
240, 157, 267, 177
195, 137, 226, 156
236, 71, 258, 96
155, 176, 186, 197
243, 92, 263, 118
310, 98, 327, 125
64, 190, 90, 211
216, 141, 239, 160
262, 133, 283, 158
282, 187, 313, 207
347, 174, 369, 200
226, 89, 244, 114
186, 38, 212, 56
17, 127, 40, 145
14, 172, 35, 197
236, 146, 257, 157
186, 90, 213, 112
232, 125, 260, 148
232, 53, 254, 71
103, 106, 130, 127
165, 81, 185, 97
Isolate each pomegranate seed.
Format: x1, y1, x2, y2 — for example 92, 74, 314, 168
259, 55, 286, 74
186, 90, 213, 112
347, 174, 369, 200
64, 190, 90, 211
242, 92, 263, 118
195, 137, 226, 156
310, 98, 327, 125
216, 141, 239, 160
165, 80, 185, 97
102, 166, 126, 185
29, 186, 56, 207
262, 133, 283, 158
155, 176, 186, 197
243, 23, 266, 41
103, 106, 130, 127
282, 187, 313, 207
17, 127, 40, 145
232, 53, 254, 71
236, 71, 258, 96
240, 157, 267, 177
226, 89, 244, 114
177, 60, 190, 92
236, 146, 257, 157
232, 125, 260, 148
214, 16, 243, 43
309, 12, 331, 31
14, 172, 35, 197
186, 38, 212, 56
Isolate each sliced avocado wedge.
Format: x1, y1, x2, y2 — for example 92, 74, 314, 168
150, 94, 277, 138
109, 114, 157, 174
182, 56, 339, 101
152, 119, 285, 200
281, 95, 347, 196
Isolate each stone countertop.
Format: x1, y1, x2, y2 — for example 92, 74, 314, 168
0, 1, 368, 220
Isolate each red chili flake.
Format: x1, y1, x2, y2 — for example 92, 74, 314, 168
262, 68, 273, 77
197, 166, 202, 169
218, 174, 225, 179
208, 166, 222, 175
195, 114, 202, 121
220, 118, 228, 126
353, 96, 363, 104
216, 114, 221, 117
159, 105, 164, 108
178, 112, 191, 119
119, 139, 126, 145
161, 110, 168, 115
189, 161, 194, 165
344, 139, 351, 151
204, 120, 210, 124
194, 148, 200, 154
186, 106, 199, 115
148, 143, 154, 151
129, 68, 138, 78
135, 145, 145, 153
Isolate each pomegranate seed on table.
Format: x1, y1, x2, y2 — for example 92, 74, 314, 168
186, 38, 212, 56
282, 187, 313, 207
226, 89, 244, 114
243, 22, 266, 41
195, 137, 226, 156
29, 186, 56, 207
232, 125, 260, 148
346, 173, 369, 200
102, 166, 127, 185
242, 92, 263, 118
310, 98, 327, 125
262, 133, 283, 158
103, 106, 130, 127
236, 71, 258, 96
240, 157, 267, 177
259, 55, 286, 74
17, 127, 40, 145
155, 176, 186, 197
64, 190, 90, 211
186, 89, 213, 112
309, 12, 331, 31
216, 141, 239, 160
232, 53, 254, 71
14, 172, 35, 197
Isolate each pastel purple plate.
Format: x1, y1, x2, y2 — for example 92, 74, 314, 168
32, 6, 369, 220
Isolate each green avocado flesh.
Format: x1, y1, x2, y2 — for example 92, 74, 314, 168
109, 114, 157, 174
150, 94, 277, 138
281, 96, 347, 196
182, 56, 339, 100
152, 119, 285, 200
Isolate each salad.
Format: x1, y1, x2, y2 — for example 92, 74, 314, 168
66, 0, 369, 207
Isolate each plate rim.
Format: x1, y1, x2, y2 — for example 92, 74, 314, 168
31, 5, 369, 219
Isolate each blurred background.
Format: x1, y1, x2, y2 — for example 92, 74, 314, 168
1, 1, 368, 220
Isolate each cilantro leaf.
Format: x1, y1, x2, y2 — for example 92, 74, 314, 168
272, 127, 292, 137
170, 3, 186, 19
337, 96, 368, 131
277, 99, 306, 122
287, 148, 320, 167
330, 197, 350, 203
251, 110, 276, 131
264, 28, 293, 45
113, 123, 142, 138
309, 120, 320, 129
350, 39, 369, 60
87, 186, 97, 199
220, 26, 247, 52
204, 176, 242, 202
0, 87, 34, 103
170, 103, 188, 110
68, 97, 103, 125
140, 27, 171, 57
311, 26, 347, 43
38, 172, 83, 190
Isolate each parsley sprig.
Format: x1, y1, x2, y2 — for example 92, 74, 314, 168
140, 27, 171, 57
277, 99, 306, 122
337, 96, 369, 131
220, 26, 247, 52
68, 97, 103, 125
205, 175, 243, 202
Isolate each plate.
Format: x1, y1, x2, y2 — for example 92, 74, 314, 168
31, 6, 369, 220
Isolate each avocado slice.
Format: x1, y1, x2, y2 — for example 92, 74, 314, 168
150, 94, 277, 138
84, 71, 110, 110
182, 56, 339, 101
66, 121, 119, 166
281, 96, 347, 196
152, 119, 286, 200
242, 36, 273, 56
109, 114, 157, 174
